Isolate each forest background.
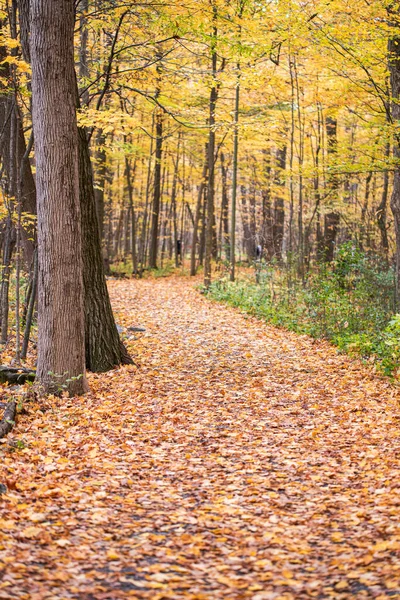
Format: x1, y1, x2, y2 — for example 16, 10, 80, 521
2, 0, 400, 386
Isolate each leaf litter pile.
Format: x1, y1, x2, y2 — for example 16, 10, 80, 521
2, 276, 400, 599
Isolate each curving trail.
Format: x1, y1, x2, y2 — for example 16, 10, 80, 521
2, 277, 400, 599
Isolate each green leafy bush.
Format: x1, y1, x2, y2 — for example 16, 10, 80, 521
208, 244, 399, 376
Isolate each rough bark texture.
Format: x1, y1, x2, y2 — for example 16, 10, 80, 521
30, 0, 88, 395
19, 0, 131, 373
204, 8, 218, 288
78, 125, 133, 371
149, 111, 163, 269
389, 16, 400, 306
0, 20, 36, 267
0, 401, 16, 439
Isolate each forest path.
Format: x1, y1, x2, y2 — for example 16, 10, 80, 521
2, 276, 400, 599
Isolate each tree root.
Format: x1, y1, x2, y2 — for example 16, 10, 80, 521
0, 366, 36, 385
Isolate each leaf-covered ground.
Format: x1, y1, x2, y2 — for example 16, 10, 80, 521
1, 276, 400, 599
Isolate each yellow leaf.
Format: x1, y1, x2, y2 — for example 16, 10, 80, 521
21, 526, 42, 539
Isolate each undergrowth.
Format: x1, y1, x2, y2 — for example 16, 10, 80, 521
208, 243, 400, 377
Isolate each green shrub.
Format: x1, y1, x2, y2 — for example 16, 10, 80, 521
207, 244, 399, 377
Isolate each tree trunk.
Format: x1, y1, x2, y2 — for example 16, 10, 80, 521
149, 110, 163, 269
220, 152, 230, 261
240, 185, 253, 260
78, 124, 133, 371
0, 16, 36, 268
126, 157, 138, 275
322, 116, 340, 262
93, 132, 107, 240
204, 4, 218, 288
30, 0, 88, 395
190, 147, 208, 276
388, 11, 400, 304
273, 143, 286, 261
20, 0, 131, 373
377, 143, 390, 262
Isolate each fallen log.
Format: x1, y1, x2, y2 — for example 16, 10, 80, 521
0, 401, 16, 439
0, 366, 36, 385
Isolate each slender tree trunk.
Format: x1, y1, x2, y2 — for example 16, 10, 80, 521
0, 17, 36, 268
220, 152, 230, 260
21, 249, 38, 360
273, 143, 286, 261
230, 2, 243, 281
389, 13, 400, 307
139, 145, 153, 272
93, 132, 107, 240
230, 67, 240, 281
171, 146, 180, 267
149, 110, 163, 269
78, 0, 89, 106
323, 116, 340, 262
0, 218, 15, 344
126, 157, 138, 275
199, 187, 207, 266
377, 143, 390, 262
240, 185, 253, 260
30, 0, 88, 395
190, 148, 208, 276
204, 4, 218, 288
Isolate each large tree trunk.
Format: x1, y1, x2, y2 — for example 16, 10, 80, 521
18, 0, 132, 372
30, 0, 88, 395
78, 125, 133, 371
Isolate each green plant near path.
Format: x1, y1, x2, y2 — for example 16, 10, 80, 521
208, 243, 400, 377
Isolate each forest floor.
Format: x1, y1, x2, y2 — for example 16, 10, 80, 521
2, 276, 400, 599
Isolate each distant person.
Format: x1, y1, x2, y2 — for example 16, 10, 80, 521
256, 245, 262, 260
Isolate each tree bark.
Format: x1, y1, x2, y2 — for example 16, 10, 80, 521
149, 111, 163, 269
78, 124, 133, 371
388, 9, 400, 305
322, 116, 340, 262
204, 3, 218, 288
377, 144, 390, 262
273, 144, 286, 261
0, 16, 36, 268
30, 0, 88, 395
220, 152, 230, 261
190, 147, 208, 276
